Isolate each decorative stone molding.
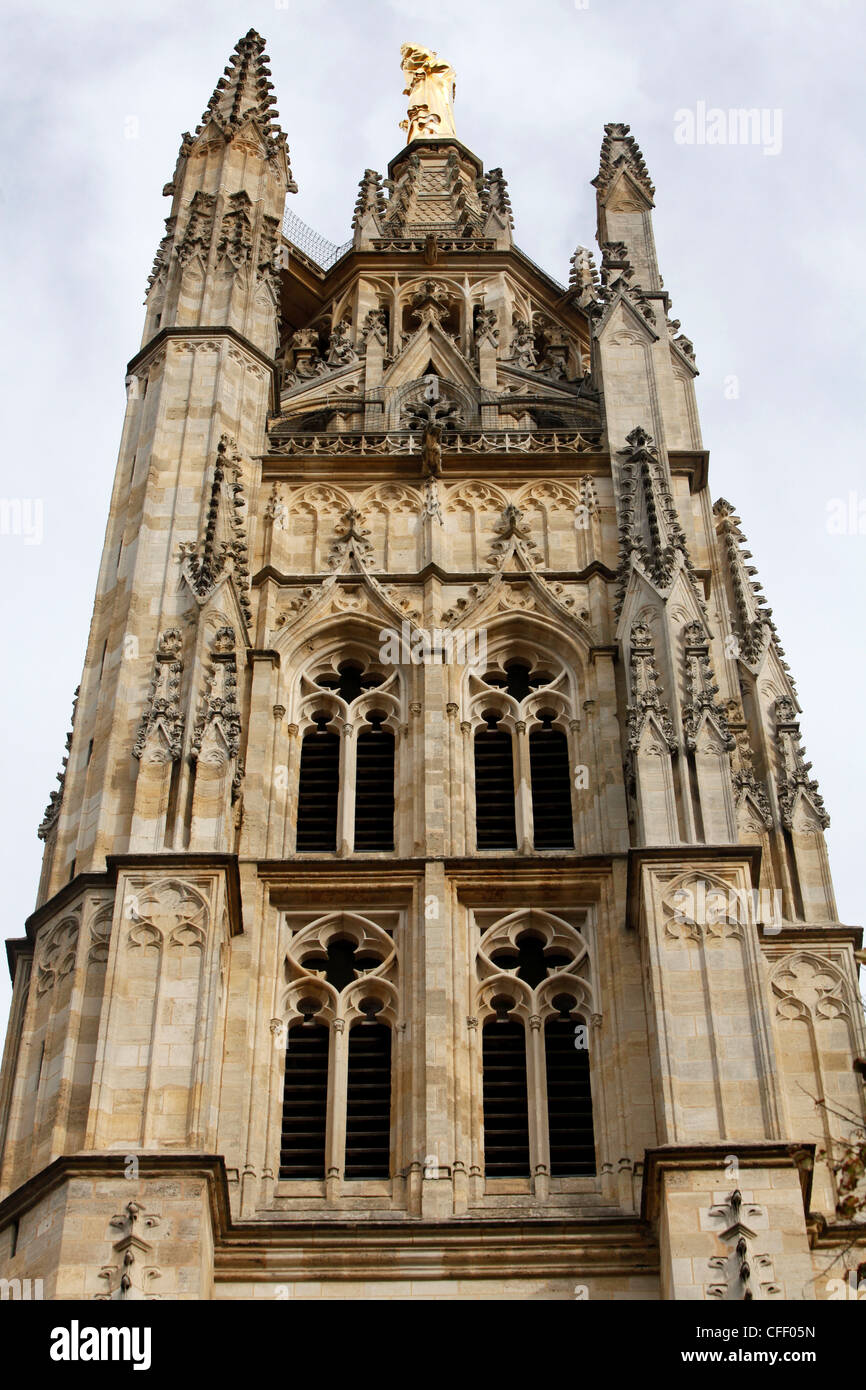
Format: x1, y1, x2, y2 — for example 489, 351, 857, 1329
180, 434, 252, 629
191, 627, 241, 763
682, 621, 734, 752
133, 629, 185, 762
774, 696, 829, 829
38, 686, 79, 841
626, 622, 677, 754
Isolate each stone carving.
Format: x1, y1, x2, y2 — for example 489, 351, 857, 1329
176, 191, 216, 267
399, 44, 457, 142
626, 622, 677, 754
507, 317, 537, 368
217, 190, 253, 267
682, 621, 734, 751
96, 1201, 161, 1301
196, 28, 295, 182
480, 168, 514, 229
267, 427, 602, 458
327, 508, 375, 570
359, 307, 388, 348
569, 246, 600, 310
616, 426, 704, 614
485, 503, 542, 569
283, 910, 398, 1027
35, 916, 80, 995
133, 629, 185, 762
257, 213, 281, 296
353, 169, 386, 229
326, 318, 357, 367
179, 434, 252, 628
770, 953, 848, 1022
38, 686, 79, 841
533, 315, 572, 380
473, 307, 499, 348
592, 122, 655, 204
712, 498, 775, 667
408, 279, 453, 328
774, 697, 829, 829
705, 1191, 779, 1300
127, 880, 209, 953
476, 908, 595, 1027
191, 627, 242, 762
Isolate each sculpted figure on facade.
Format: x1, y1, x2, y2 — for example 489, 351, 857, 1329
400, 43, 457, 142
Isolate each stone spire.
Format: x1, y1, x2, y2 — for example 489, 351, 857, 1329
593, 122, 661, 297
143, 30, 293, 357
200, 29, 290, 158
615, 426, 703, 611
592, 122, 655, 205
712, 497, 794, 681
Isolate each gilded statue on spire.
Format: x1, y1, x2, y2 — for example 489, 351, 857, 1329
400, 44, 456, 143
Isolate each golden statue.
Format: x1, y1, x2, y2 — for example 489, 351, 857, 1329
400, 44, 456, 142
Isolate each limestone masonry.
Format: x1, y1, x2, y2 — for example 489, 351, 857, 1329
0, 32, 862, 1301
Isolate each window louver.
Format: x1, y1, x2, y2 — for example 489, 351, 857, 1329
354, 725, 395, 851
296, 723, 339, 851
344, 1020, 392, 1179
482, 1018, 530, 1176
279, 1021, 329, 1178
544, 1017, 596, 1175
474, 725, 517, 849
529, 727, 574, 849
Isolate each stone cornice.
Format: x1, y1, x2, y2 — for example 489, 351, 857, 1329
641, 1143, 815, 1226
127, 326, 279, 409
0, 1152, 659, 1283
759, 924, 863, 948
252, 560, 618, 588
21, 872, 113, 944
626, 844, 764, 930
10, 856, 248, 968
107, 853, 244, 937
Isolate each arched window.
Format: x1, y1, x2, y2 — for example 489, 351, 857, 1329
529, 716, 574, 849
345, 1007, 392, 1179
293, 658, 401, 854
296, 713, 340, 851
278, 912, 398, 1187
280, 1018, 329, 1178
476, 910, 597, 1187
482, 1006, 530, 1176
474, 713, 517, 849
544, 1010, 595, 1175
354, 714, 395, 851
468, 658, 576, 852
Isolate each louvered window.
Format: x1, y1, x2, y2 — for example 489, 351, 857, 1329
529, 721, 574, 849
296, 714, 339, 851
544, 1016, 596, 1175
480, 929, 595, 1183
354, 717, 395, 851
345, 1017, 392, 1179
279, 1020, 329, 1178
474, 715, 517, 849
481, 1016, 530, 1176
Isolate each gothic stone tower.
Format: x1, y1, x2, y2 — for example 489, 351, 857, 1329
0, 32, 862, 1302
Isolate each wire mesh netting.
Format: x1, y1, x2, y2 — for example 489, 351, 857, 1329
281, 206, 353, 271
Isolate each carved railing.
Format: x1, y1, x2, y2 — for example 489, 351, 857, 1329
265, 427, 605, 457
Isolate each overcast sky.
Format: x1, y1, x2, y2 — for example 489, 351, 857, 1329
0, 0, 863, 1032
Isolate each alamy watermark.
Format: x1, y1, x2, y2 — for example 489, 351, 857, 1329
0, 1277, 43, 1300
378, 621, 487, 666
674, 103, 783, 156
671, 880, 784, 932
826, 492, 866, 535
0, 498, 43, 545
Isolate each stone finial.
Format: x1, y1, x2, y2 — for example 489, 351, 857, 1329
592, 122, 655, 204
